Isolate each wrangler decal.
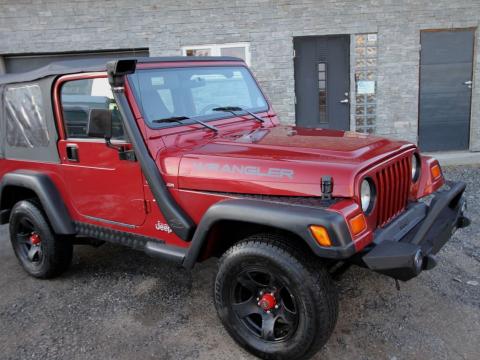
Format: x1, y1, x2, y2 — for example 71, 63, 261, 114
193, 162, 294, 179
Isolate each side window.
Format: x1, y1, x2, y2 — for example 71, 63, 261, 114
5, 84, 50, 148
60, 78, 125, 139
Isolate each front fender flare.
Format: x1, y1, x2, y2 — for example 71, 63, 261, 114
0, 170, 75, 235
182, 199, 355, 269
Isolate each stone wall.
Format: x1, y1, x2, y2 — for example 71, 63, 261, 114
0, 0, 479, 149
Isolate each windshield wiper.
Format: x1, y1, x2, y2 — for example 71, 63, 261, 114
212, 106, 265, 123
152, 116, 218, 132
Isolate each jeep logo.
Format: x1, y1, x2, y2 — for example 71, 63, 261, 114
193, 162, 294, 179
155, 221, 173, 233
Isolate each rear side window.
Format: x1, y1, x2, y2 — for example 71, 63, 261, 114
60, 78, 124, 139
5, 84, 50, 148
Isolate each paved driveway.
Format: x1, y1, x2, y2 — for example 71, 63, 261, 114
0, 166, 479, 360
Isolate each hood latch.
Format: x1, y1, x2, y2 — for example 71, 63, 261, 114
321, 176, 333, 200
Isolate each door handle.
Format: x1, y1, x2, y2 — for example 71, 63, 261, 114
66, 144, 79, 162
339, 98, 349, 104
464, 80, 472, 89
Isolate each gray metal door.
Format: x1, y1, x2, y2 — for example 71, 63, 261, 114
419, 29, 474, 151
294, 35, 350, 129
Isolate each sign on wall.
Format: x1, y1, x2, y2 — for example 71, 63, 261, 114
357, 80, 375, 94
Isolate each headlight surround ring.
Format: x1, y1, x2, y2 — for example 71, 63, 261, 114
411, 153, 421, 182
360, 177, 376, 214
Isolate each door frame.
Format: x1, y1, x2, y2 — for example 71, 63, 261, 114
293, 34, 351, 130
417, 27, 476, 151
53, 72, 147, 227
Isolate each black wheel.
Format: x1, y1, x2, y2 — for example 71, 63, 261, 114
9, 200, 73, 279
214, 234, 338, 360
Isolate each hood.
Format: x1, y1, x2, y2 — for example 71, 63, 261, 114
177, 126, 414, 197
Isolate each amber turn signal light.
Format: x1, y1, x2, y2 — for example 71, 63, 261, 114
431, 164, 441, 179
349, 213, 367, 236
309, 225, 332, 247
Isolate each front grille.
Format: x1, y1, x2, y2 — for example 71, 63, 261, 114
374, 155, 412, 227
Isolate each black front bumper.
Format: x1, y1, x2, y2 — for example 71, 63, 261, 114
361, 181, 470, 281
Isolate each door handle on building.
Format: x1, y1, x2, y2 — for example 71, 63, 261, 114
464, 80, 472, 88
339, 98, 349, 104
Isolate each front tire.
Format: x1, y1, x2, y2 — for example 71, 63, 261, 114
214, 234, 338, 360
9, 200, 73, 279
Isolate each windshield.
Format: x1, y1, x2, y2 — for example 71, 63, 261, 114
128, 66, 268, 126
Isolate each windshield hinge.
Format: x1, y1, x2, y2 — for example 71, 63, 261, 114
118, 148, 137, 162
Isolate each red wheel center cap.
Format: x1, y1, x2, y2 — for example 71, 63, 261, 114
30, 233, 41, 246
259, 293, 276, 311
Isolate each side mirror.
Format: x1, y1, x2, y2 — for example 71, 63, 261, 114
87, 109, 112, 139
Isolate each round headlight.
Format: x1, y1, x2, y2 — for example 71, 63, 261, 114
360, 178, 375, 213
411, 154, 420, 182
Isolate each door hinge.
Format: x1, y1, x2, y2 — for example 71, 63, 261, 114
293, 49, 296, 58
144, 199, 151, 214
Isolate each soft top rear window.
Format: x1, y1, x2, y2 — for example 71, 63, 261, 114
128, 66, 268, 127
5, 84, 50, 148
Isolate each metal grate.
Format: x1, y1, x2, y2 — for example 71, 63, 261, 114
375, 155, 411, 227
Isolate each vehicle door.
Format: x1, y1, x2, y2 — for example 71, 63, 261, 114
57, 74, 146, 227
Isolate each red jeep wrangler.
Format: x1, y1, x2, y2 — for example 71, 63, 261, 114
0, 57, 470, 359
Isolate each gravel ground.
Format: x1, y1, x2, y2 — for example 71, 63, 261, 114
0, 165, 479, 360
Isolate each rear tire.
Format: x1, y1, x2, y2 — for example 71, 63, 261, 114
214, 233, 338, 360
9, 200, 73, 279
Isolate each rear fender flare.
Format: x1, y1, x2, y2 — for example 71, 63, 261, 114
0, 170, 75, 235
182, 199, 354, 269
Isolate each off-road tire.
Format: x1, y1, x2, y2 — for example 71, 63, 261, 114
9, 199, 73, 279
214, 233, 338, 360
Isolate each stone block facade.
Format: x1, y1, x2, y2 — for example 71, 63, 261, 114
0, 0, 478, 150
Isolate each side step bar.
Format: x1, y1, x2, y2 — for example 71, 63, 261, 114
144, 241, 187, 265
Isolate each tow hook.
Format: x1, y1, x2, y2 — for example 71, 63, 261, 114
457, 200, 470, 229
457, 216, 471, 229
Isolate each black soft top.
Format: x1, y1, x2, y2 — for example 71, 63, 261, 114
0, 56, 243, 85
